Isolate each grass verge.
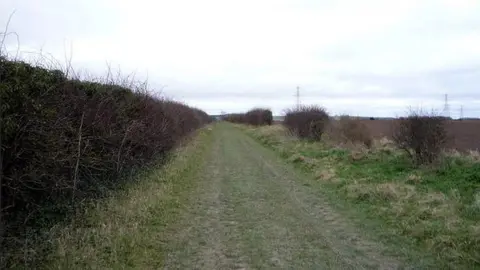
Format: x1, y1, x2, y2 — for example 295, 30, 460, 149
242, 124, 480, 268
11, 126, 214, 269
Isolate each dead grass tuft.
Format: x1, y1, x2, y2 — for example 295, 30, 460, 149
377, 137, 395, 147
288, 154, 306, 163
287, 153, 318, 169
406, 191, 461, 222
443, 149, 480, 163
466, 150, 480, 162
406, 174, 422, 184
314, 168, 338, 183
375, 183, 417, 201
345, 182, 416, 202
418, 192, 447, 206
345, 183, 373, 201
258, 124, 288, 137
372, 137, 397, 155
470, 224, 480, 238
349, 150, 366, 161
303, 157, 318, 168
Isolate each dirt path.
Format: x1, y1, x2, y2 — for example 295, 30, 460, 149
163, 124, 405, 269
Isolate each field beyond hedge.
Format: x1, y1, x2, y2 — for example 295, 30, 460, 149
360, 119, 480, 152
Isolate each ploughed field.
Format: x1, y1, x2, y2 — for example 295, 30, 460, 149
360, 119, 480, 152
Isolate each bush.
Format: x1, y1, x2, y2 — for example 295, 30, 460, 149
333, 116, 373, 147
223, 108, 273, 126
245, 108, 273, 126
392, 109, 449, 166
223, 113, 245, 123
283, 105, 329, 140
0, 58, 210, 255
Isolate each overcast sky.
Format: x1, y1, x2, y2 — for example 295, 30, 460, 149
1, 0, 480, 117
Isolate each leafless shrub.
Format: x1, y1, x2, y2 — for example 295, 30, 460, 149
283, 105, 330, 141
223, 108, 272, 126
223, 113, 246, 123
244, 108, 273, 126
392, 109, 449, 166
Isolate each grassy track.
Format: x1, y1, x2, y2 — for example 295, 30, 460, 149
163, 124, 406, 269
45, 123, 471, 269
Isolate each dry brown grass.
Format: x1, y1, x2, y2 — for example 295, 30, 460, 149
349, 150, 366, 161
405, 174, 422, 184
345, 181, 460, 220
373, 137, 396, 151
257, 124, 289, 137
345, 179, 470, 261
288, 153, 306, 163
287, 153, 318, 169
329, 116, 373, 147
345, 182, 416, 202
445, 149, 480, 162
314, 168, 339, 183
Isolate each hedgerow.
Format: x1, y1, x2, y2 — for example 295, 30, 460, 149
0, 57, 210, 263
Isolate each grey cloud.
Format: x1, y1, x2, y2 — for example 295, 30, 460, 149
336, 65, 480, 100
2, 0, 480, 118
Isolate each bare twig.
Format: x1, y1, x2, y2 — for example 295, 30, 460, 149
0, 31, 20, 60
117, 123, 133, 173
0, 10, 17, 55
0, 9, 18, 245
73, 111, 85, 201
63, 40, 75, 79
105, 61, 113, 84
